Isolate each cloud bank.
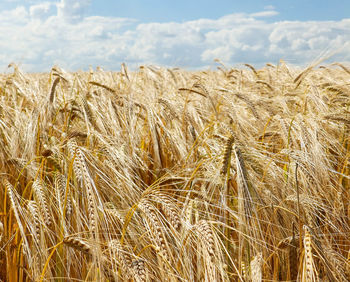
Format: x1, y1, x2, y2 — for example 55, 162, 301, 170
0, 0, 349, 72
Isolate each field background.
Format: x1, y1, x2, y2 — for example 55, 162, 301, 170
0, 62, 350, 281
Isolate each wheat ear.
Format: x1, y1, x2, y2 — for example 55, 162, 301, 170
67, 138, 84, 183
332, 62, 350, 75
132, 259, 147, 282
303, 225, 317, 281
195, 220, 216, 261
64, 236, 115, 279
26, 200, 41, 246
5, 179, 32, 263
221, 135, 234, 176
32, 180, 51, 227
80, 96, 99, 131
158, 98, 179, 120
244, 63, 259, 78
63, 236, 92, 255
54, 173, 72, 219
151, 192, 181, 230
89, 81, 116, 94
108, 239, 133, 278
250, 252, 263, 282
67, 139, 97, 233
138, 199, 169, 261
49, 76, 60, 103
294, 66, 312, 89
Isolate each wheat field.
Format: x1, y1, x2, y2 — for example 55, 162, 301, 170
0, 61, 349, 281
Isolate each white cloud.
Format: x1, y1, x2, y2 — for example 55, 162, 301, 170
250, 10, 279, 18
56, 0, 90, 23
29, 2, 53, 20
0, 2, 349, 72
0, 6, 29, 24
264, 5, 276, 10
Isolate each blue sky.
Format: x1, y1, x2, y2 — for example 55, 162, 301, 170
0, 0, 349, 72
88, 0, 350, 22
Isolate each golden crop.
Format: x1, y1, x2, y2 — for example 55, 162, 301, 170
0, 62, 349, 281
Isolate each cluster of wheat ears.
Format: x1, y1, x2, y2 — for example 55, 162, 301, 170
0, 61, 349, 281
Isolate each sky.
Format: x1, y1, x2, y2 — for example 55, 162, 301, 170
0, 0, 349, 72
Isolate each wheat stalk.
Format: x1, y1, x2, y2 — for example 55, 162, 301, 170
288, 236, 298, 281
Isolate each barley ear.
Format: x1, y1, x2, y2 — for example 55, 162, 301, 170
302, 225, 318, 281
49, 76, 60, 103
132, 259, 147, 282
32, 180, 51, 227
221, 135, 234, 176
250, 252, 263, 282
